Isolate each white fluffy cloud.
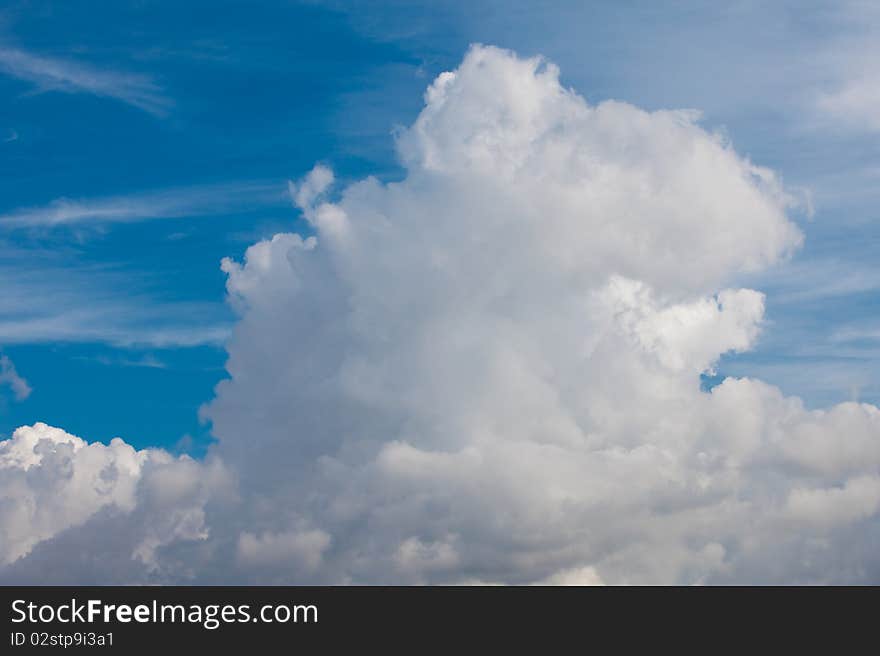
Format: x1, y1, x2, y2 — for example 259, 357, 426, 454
2, 45, 879, 584
0, 422, 230, 579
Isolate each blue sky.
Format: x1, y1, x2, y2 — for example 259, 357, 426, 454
1, 0, 879, 452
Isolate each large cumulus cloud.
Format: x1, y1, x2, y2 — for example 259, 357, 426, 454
2, 45, 879, 584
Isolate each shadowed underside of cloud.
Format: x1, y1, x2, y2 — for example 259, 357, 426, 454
2, 46, 879, 584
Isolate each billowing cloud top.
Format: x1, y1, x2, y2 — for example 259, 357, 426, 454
2, 46, 879, 584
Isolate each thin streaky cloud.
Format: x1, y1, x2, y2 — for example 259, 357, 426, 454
0, 182, 290, 228
96, 354, 168, 369
831, 327, 880, 344
0, 354, 31, 401
0, 307, 232, 348
751, 259, 880, 304
0, 260, 232, 349
0, 46, 172, 116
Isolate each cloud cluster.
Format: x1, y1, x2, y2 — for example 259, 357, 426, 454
0, 423, 229, 581
2, 46, 879, 584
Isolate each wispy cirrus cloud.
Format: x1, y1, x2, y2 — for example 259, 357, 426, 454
0, 182, 289, 229
0, 311, 231, 348
0, 46, 172, 116
88, 353, 168, 369
831, 326, 880, 345
807, 2, 880, 133
0, 276, 231, 348
0, 252, 231, 349
0, 179, 283, 350
0, 354, 30, 400
817, 76, 880, 133
743, 258, 880, 305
